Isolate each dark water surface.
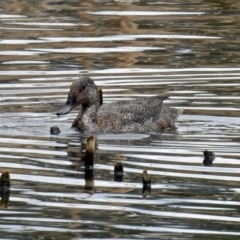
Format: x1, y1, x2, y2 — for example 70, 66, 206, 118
1, 0, 240, 239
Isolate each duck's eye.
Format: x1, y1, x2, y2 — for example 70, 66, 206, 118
81, 82, 88, 90
82, 84, 88, 90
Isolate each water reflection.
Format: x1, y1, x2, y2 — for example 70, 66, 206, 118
84, 169, 94, 195
0, 0, 240, 239
0, 191, 10, 209
80, 135, 96, 195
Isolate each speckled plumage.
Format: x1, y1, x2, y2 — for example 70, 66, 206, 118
57, 76, 183, 132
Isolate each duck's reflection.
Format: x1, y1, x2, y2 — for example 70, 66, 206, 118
0, 171, 10, 209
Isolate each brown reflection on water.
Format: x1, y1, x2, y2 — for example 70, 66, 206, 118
1, 0, 239, 72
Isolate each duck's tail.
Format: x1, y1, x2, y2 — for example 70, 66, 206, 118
162, 95, 169, 101
176, 107, 184, 117
158, 106, 183, 128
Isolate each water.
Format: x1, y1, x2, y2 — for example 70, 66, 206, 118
0, 0, 240, 239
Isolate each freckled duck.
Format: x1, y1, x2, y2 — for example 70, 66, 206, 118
56, 76, 183, 132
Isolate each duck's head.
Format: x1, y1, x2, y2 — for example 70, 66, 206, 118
57, 76, 99, 116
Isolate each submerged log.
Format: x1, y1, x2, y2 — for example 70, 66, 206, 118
203, 150, 215, 166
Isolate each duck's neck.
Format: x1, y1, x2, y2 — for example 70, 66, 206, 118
82, 89, 101, 114
77, 87, 101, 130
81, 92, 101, 128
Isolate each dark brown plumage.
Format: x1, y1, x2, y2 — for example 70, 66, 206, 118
57, 76, 183, 132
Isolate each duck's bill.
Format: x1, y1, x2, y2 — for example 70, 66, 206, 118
56, 102, 78, 116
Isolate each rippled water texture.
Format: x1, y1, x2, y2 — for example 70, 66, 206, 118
1, 0, 240, 239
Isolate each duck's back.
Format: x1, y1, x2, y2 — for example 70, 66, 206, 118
94, 95, 168, 131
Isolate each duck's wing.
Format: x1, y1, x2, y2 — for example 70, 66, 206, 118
96, 95, 168, 128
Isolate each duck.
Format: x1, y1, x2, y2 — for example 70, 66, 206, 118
56, 76, 183, 132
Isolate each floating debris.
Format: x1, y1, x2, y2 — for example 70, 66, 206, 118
203, 150, 215, 166
83, 135, 96, 169
84, 169, 94, 195
50, 126, 61, 135
114, 162, 124, 173
82, 135, 96, 194
142, 169, 151, 199
221, 196, 227, 201
0, 171, 10, 209
0, 171, 10, 191
142, 169, 151, 186
114, 162, 124, 182
0, 191, 10, 209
